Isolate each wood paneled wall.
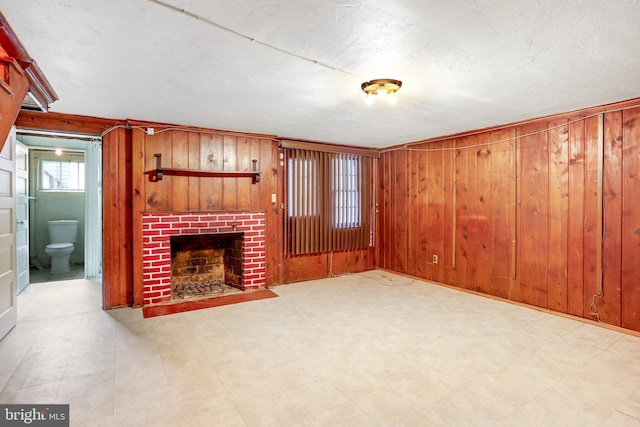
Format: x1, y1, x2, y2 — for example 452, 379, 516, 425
129, 128, 282, 306
378, 100, 640, 332
284, 249, 376, 283
102, 127, 133, 308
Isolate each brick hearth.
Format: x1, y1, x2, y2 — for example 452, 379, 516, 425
141, 211, 266, 305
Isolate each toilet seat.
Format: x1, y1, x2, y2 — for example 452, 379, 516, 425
46, 243, 74, 250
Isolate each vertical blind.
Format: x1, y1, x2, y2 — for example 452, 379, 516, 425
285, 148, 375, 255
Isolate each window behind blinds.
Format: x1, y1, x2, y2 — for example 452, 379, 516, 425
286, 148, 375, 255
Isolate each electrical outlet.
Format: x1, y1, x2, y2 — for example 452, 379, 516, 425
432, 254, 438, 264
146, 127, 155, 135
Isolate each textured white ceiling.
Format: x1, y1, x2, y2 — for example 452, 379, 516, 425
2, 0, 640, 147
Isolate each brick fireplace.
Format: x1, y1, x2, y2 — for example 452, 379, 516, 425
141, 211, 266, 306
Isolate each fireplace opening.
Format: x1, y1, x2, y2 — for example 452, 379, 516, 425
170, 232, 244, 300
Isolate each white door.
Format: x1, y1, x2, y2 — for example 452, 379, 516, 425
16, 141, 29, 293
0, 127, 17, 339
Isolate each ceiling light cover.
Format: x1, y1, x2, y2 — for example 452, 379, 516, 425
361, 79, 402, 104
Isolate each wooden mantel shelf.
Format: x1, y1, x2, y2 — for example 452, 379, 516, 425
151, 153, 261, 183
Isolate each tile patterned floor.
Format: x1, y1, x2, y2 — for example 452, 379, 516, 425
1, 271, 640, 426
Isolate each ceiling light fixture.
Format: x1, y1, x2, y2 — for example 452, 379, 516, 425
361, 79, 402, 105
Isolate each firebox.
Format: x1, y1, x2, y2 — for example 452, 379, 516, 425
170, 232, 244, 300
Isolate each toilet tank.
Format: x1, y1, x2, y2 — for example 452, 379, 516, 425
48, 220, 79, 243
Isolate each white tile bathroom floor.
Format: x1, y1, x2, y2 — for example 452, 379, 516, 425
1, 271, 640, 426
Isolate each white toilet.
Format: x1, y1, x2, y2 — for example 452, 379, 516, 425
45, 220, 79, 275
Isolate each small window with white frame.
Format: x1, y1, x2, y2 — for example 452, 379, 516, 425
37, 151, 85, 191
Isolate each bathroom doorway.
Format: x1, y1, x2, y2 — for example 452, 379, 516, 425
15, 133, 102, 290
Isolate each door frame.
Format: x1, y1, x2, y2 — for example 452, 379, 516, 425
15, 140, 29, 293
16, 133, 103, 282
